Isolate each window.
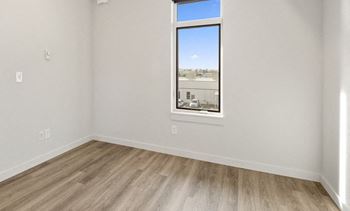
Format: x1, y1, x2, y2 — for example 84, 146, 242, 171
177, 0, 221, 21
173, 0, 222, 113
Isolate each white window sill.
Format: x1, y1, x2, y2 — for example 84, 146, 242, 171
170, 110, 224, 125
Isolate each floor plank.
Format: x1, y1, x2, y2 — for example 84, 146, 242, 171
0, 141, 339, 211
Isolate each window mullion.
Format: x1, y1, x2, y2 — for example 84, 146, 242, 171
175, 18, 222, 28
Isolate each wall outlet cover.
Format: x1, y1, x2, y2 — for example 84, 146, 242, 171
97, 0, 109, 5
44, 129, 51, 140
39, 131, 45, 141
171, 125, 178, 135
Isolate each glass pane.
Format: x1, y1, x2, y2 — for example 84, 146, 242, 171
177, 0, 221, 22
177, 25, 220, 112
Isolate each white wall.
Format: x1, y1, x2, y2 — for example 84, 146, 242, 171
93, 0, 323, 180
323, 0, 350, 209
2, 0, 345, 207
0, 0, 93, 180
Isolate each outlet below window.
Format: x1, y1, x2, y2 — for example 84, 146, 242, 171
171, 125, 178, 135
44, 129, 51, 140
39, 131, 45, 141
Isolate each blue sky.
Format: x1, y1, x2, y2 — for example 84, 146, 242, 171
177, 0, 220, 70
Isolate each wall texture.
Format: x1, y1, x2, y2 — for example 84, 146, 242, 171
93, 0, 323, 180
0, 0, 93, 180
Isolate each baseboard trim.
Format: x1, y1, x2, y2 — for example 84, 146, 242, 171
320, 176, 349, 210
0, 135, 93, 183
93, 135, 320, 182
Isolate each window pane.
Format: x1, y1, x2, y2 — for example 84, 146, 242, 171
177, 0, 220, 22
177, 25, 220, 112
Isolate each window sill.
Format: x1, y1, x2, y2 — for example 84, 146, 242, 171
170, 110, 224, 125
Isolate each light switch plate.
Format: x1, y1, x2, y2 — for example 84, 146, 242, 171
16, 72, 23, 83
44, 49, 51, 61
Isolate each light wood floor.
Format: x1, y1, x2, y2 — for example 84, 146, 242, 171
0, 141, 338, 211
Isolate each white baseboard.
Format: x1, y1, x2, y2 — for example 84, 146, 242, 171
0, 136, 93, 183
1, 134, 342, 208
320, 176, 349, 211
93, 135, 320, 182
320, 176, 342, 209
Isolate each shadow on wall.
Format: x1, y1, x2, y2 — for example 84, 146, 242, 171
286, 0, 322, 35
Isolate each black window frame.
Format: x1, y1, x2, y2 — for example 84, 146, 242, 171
175, 24, 221, 113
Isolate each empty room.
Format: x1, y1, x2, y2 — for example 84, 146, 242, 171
0, 0, 349, 210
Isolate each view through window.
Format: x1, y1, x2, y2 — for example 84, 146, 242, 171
175, 0, 221, 113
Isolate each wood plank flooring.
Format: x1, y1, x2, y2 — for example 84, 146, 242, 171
0, 141, 338, 211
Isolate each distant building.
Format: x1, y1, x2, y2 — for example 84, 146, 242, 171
178, 77, 219, 108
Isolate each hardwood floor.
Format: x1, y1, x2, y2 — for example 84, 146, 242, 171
0, 141, 338, 211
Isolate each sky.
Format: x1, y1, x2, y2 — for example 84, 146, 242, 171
177, 0, 220, 70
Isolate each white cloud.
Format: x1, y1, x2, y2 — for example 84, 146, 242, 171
191, 54, 199, 60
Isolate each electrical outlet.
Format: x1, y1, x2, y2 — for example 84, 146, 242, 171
39, 131, 45, 141
97, 0, 109, 5
171, 125, 178, 135
44, 129, 51, 140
